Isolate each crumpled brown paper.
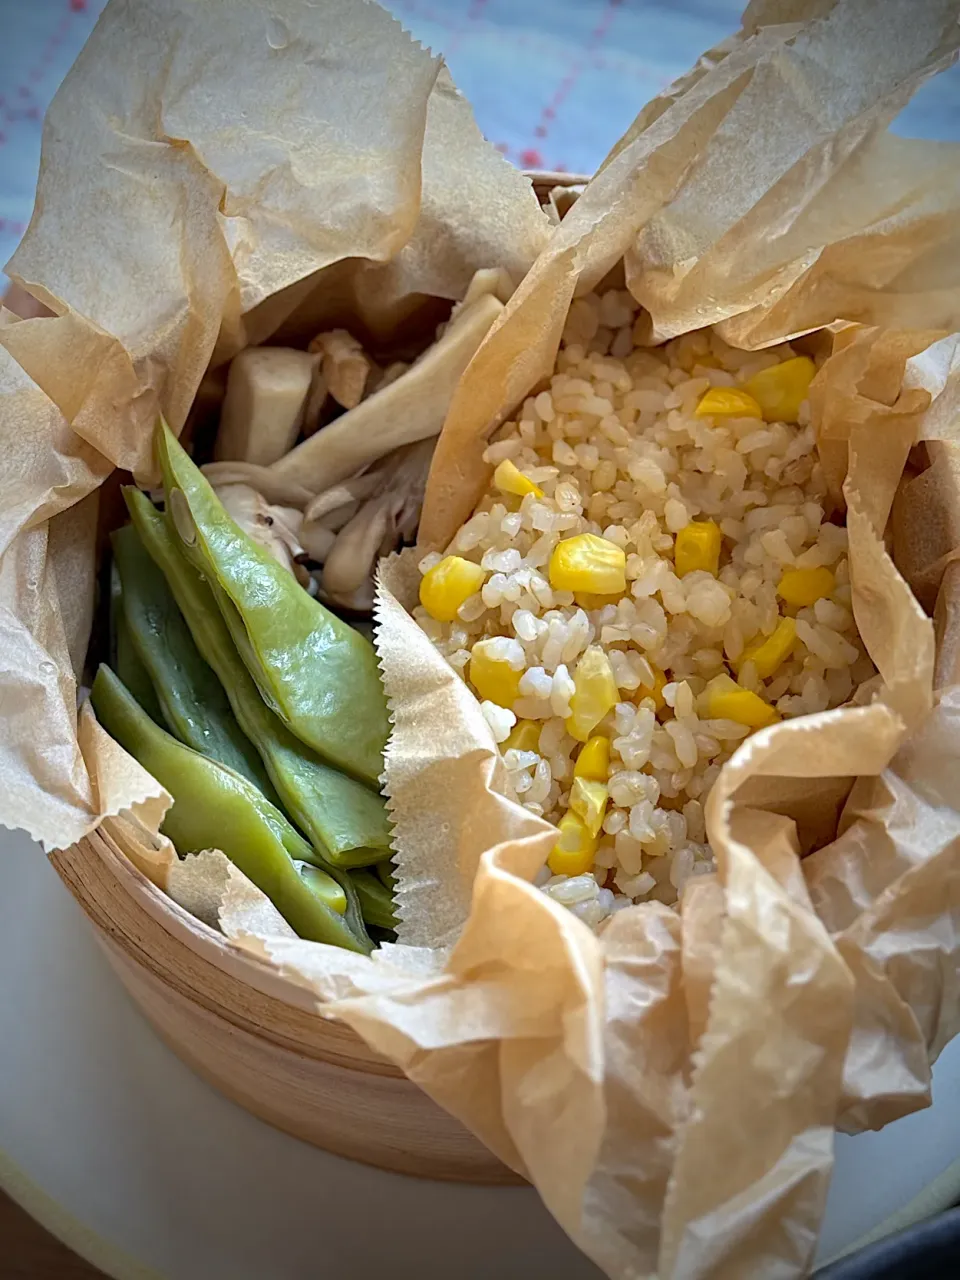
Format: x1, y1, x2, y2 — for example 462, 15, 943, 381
420, 0, 960, 549
0, 0, 548, 853
4, 1, 960, 1279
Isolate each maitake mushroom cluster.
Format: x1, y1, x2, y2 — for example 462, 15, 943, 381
202, 268, 512, 611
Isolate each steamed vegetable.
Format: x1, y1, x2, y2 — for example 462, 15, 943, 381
90, 665, 370, 953
351, 868, 398, 931
268, 293, 503, 493
124, 485, 391, 868
214, 347, 316, 466
112, 561, 164, 727
114, 602, 165, 727
307, 329, 372, 410
112, 523, 275, 797
156, 419, 390, 786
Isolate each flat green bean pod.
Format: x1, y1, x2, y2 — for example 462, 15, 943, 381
125, 487, 392, 869
112, 574, 165, 726
112, 523, 275, 798
351, 868, 398, 931
90, 665, 370, 954
109, 560, 122, 668
292, 861, 346, 916
156, 419, 389, 786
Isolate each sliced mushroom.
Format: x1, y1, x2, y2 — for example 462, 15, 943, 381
213, 483, 310, 587
304, 473, 384, 524
308, 329, 372, 409
269, 293, 503, 494
461, 265, 514, 308
202, 460, 315, 509
301, 367, 329, 438
214, 347, 316, 466
298, 521, 337, 563
547, 182, 585, 224
315, 438, 435, 609
365, 360, 408, 396
310, 499, 362, 535
303, 347, 403, 438
435, 268, 514, 338
322, 498, 393, 600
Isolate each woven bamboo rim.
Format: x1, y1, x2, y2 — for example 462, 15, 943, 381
50, 824, 525, 1182
51, 826, 381, 1070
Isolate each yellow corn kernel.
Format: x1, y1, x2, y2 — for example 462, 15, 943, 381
468, 641, 523, 709
674, 520, 722, 578
547, 811, 599, 877
742, 356, 816, 424
777, 567, 835, 608
493, 458, 544, 499
737, 617, 797, 680
549, 533, 626, 595
504, 719, 542, 753
693, 353, 722, 370
570, 777, 609, 838
704, 674, 778, 729
638, 666, 667, 711
575, 590, 622, 610
574, 734, 610, 781
694, 387, 763, 419
419, 555, 486, 622
566, 646, 620, 742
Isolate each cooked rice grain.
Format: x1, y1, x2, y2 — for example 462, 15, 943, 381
415, 290, 874, 929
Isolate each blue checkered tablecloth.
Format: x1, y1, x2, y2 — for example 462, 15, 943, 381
2, 0, 960, 281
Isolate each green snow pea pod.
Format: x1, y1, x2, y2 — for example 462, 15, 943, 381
112, 523, 275, 799
90, 665, 370, 953
156, 419, 389, 785
351, 868, 398, 932
124, 487, 392, 869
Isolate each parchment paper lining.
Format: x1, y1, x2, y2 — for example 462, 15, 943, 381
3, 2, 960, 1278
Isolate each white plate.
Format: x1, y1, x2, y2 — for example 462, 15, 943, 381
2, 826, 959, 1279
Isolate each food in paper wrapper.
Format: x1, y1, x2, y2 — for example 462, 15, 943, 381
4, 1, 960, 1279
416, 303, 875, 925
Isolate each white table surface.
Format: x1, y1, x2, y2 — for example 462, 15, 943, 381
2, 827, 960, 1278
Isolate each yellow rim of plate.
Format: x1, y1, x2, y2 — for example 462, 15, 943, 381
0, 1145, 165, 1280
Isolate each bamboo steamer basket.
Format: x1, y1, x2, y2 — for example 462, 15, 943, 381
49, 826, 517, 1182
46, 172, 587, 1186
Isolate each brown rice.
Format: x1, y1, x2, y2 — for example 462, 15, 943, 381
414, 288, 876, 930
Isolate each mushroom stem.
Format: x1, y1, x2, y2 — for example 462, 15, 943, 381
313, 438, 435, 608
212, 483, 310, 586
305, 474, 384, 523
308, 329, 372, 409
202, 461, 315, 509
322, 498, 392, 598
298, 522, 337, 563
214, 347, 316, 465
268, 293, 503, 493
